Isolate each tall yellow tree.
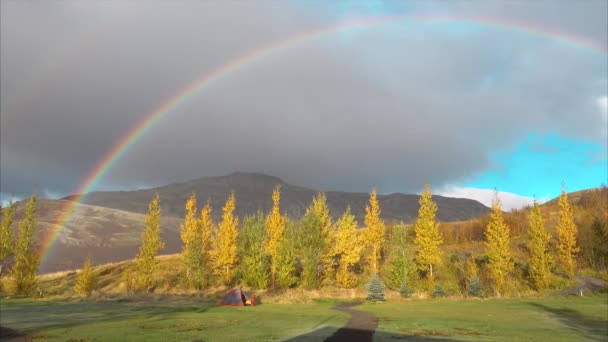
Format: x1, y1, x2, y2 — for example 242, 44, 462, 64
211, 192, 239, 285
556, 184, 579, 277
527, 201, 553, 290
334, 207, 363, 288
11, 195, 40, 295
135, 193, 164, 292
484, 193, 514, 295
413, 184, 443, 281
180, 194, 206, 289
0, 200, 16, 267
199, 200, 215, 283
308, 193, 336, 286
365, 188, 385, 275
266, 185, 286, 288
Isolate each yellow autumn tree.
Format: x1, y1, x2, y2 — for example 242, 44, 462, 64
413, 184, 443, 283
199, 200, 215, 284
266, 185, 286, 288
180, 194, 206, 289
365, 188, 385, 275
306, 193, 336, 285
74, 256, 96, 297
484, 193, 514, 296
556, 184, 579, 277
527, 201, 553, 290
135, 193, 164, 292
334, 207, 363, 288
210, 192, 239, 285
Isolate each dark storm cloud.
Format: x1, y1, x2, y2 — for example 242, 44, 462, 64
1, 0, 606, 200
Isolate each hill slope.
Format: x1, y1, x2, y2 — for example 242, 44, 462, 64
65, 172, 490, 223
7, 199, 183, 273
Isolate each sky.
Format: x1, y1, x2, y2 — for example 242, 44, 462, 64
1, 1, 607, 211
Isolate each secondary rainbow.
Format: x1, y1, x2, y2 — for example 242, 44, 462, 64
40, 14, 607, 269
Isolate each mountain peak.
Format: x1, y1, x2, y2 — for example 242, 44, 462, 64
223, 172, 285, 184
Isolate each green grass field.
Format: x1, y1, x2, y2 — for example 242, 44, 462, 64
1, 296, 606, 341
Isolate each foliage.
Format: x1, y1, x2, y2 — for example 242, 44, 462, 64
365, 274, 385, 301
364, 189, 386, 275
467, 277, 483, 297
74, 256, 96, 297
0, 200, 16, 264
210, 192, 239, 286
383, 223, 412, 290
414, 184, 443, 283
266, 185, 287, 288
432, 284, 446, 298
527, 201, 553, 290
308, 193, 336, 286
556, 185, 579, 277
239, 212, 269, 289
10, 195, 39, 295
484, 193, 514, 296
180, 194, 206, 289
298, 211, 323, 289
275, 220, 298, 289
399, 277, 414, 298
135, 193, 164, 292
334, 207, 363, 288
463, 255, 479, 293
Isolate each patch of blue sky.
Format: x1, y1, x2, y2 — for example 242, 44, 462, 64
467, 133, 607, 200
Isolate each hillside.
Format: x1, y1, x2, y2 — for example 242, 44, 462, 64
64, 172, 490, 223
7, 199, 183, 273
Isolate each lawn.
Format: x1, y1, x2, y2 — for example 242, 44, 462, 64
1, 296, 606, 341
0, 298, 348, 341
359, 295, 608, 341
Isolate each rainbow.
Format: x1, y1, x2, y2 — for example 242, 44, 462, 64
39, 14, 607, 269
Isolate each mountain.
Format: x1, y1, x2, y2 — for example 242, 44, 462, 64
6, 199, 183, 273
65, 172, 490, 223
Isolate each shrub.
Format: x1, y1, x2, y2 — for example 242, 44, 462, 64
366, 274, 385, 302
467, 277, 483, 297
432, 284, 446, 298
399, 277, 413, 298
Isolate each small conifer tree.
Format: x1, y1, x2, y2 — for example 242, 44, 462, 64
366, 274, 385, 302
556, 184, 579, 278
74, 256, 96, 297
399, 276, 414, 298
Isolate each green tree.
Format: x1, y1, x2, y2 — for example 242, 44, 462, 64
527, 201, 553, 290
298, 211, 324, 289
1, 201, 16, 268
135, 193, 164, 292
74, 256, 96, 297
11, 195, 40, 295
556, 184, 579, 277
239, 212, 269, 289
383, 223, 412, 290
308, 193, 336, 286
364, 188, 386, 275
484, 193, 514, 296
413, 184, 443, 282
275, 219, 298, 289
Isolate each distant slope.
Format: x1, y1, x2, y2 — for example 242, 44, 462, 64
7, 199, 183, 273
65, 172, 490, 223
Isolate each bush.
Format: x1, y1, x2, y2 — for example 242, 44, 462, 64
432, 284, 446, 298
467, 277, 483, 297
366, 274, 385, 302
399, 277, 413, 298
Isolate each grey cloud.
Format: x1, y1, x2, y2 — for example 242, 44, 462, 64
1, 1, 606, 199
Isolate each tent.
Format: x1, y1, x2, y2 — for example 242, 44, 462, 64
220, 288, 255, 306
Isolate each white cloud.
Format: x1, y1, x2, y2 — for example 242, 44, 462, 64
437, 187, 547, 211
598, 95, 608, 123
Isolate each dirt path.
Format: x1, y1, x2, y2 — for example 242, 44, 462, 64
557, 276, 607, 296
325, 302, 378, 342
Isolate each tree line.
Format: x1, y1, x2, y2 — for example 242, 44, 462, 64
0, 183, 601, 298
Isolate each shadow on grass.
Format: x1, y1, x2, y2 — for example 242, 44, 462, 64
529, 302, 608, 341
283, 326, 462, 342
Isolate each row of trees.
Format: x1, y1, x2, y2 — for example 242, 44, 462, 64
126, 184, 580, 296
0, 183, 584, 297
